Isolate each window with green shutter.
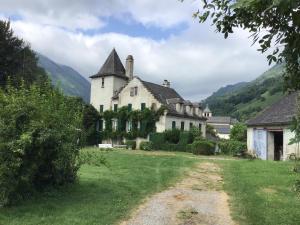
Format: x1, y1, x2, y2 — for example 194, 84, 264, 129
172, 121, 176, 130
100, 105, 104, 113
181, 121, 185, 131
128, 103, 132, 112
114, 104, 118, 112
141, 103, 146, 111
99, 120, 103, 131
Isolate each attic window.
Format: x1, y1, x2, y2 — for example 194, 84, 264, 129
130, 87, 138, 96
101, 78, 105, 88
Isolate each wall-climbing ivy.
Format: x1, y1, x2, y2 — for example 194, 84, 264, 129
100, 106, 165, 140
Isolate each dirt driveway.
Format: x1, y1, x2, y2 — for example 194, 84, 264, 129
120, 162, 235, 225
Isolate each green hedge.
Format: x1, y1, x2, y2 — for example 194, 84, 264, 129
125, 140, 136, 150
179, 132, 194, 145
164, 129, 180, 144
191, 140, 215, 155
149, 133, 165, 150
218, 140, 246, 155
139, 141, 153, 151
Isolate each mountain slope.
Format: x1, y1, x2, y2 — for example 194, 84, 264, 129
204, 64, 285, 121
207, 81, 249, 99
37, 54, 90, 102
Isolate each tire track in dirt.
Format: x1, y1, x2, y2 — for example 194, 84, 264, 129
120, 162, 235, 225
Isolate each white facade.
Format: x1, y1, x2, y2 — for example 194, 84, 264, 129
247, 126, 299, 160
90, 76, 127, 112
90, 49, 206, 139
118, 78, 161, 110
90, 76, 206, 135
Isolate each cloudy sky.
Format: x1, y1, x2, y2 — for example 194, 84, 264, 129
0, 0, 270, 100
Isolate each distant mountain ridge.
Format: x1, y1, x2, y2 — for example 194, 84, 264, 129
204, 63, 285, 121
208, 82, 249, 98
37, 54, 90, 102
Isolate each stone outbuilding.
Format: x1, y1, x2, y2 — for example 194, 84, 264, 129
247, 92, 299, 160
203, 105, 237, 139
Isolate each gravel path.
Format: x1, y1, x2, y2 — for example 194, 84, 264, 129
120, 162, 235, 225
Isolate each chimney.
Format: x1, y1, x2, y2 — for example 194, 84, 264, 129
126, 55, 134, 80
162, 79, 170, 88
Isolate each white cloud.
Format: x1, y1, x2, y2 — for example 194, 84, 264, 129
0, 0, 199, 30
1, 1, 270, 100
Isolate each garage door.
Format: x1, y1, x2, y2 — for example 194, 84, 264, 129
253, 129, 267, 160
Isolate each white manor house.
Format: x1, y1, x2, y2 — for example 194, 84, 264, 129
90, 49, 207, 137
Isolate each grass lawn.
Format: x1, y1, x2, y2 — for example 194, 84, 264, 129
0, 148, 197, 225
219, 159, 300, 225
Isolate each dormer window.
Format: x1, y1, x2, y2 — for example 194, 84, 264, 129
101, 77, 105, 88
130, 87, 138, 96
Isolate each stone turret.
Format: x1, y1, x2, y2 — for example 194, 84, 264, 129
203, 104, 212, 118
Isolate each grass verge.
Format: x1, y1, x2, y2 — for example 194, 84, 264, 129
219, 159, 300, 225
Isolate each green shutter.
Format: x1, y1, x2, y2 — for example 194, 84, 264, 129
181, 121, 185, 131
100, 105, 104, 113
141, 103, 146, 111
128, 104, 132, 112
172, 121, 176, 130
99, 120, 103, 131
114, 104, 118, 112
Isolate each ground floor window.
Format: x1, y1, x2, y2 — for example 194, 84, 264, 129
127, 120, 132, 132
190, 122, 193, 129
181, 121, 185, 131
112, 119, 117, 131
172, 121, 176, 130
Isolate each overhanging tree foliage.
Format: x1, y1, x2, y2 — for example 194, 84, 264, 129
191, 0, 300, 90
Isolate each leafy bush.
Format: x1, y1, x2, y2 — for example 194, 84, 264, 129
190, 126, 202, 140
230, 123, 247, 142
186, 144, 193, 153
149, 133, 165, 149
219, 140, 247, 156
0, 84, 82, 206
82, 104, 101, 146
140, 141, 153, 151
191, 140, 215, 155
126, 140, 136, 150
179, 132, 194, 145
164, 129, 180, 144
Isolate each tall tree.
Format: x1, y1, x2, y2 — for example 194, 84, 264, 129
191, 0, 300, 90
0, 20, 47, 87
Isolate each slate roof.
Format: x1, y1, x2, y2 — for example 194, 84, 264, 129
90, 49, 128, 80
207, 116, 237, 125
204, 105, 211, 113
247, 92, 298, 126
139, 79, 206, 120
212, 124, 231, 134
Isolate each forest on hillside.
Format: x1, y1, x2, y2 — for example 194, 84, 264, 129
204, 64, 285, 121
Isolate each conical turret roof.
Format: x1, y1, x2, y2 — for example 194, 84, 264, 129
90, 49, 128, 79
204, 104, 211, 113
